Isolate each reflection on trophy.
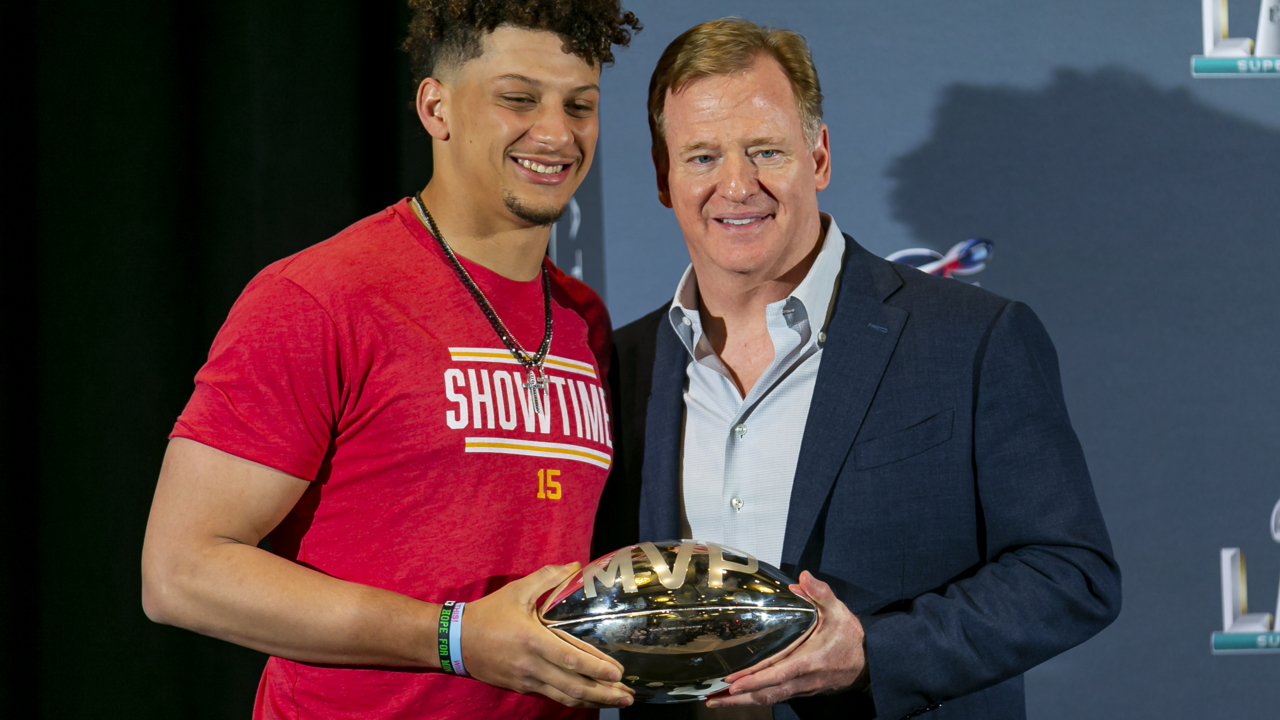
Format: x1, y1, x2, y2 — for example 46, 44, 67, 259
540, 541, 816, 703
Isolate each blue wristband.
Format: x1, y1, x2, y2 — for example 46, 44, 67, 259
448, 601, 467, 677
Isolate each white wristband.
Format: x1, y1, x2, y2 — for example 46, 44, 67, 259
448, 601, 467, 677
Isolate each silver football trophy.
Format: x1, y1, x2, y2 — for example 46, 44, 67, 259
541, 542, 816, 703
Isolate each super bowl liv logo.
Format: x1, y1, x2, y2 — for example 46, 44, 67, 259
1212, 499, 1280, 654
1192, 0, 1280, 76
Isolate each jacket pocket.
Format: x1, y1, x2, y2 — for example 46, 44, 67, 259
852, 409, 954, 470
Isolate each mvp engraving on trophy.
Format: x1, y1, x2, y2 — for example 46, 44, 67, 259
540, 542, 816, 703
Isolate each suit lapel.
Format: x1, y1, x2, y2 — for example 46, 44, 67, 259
781, 238, 907, 567
639, 316, 688, 541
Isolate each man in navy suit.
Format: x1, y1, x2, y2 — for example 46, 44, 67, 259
594, 18, 1121, 720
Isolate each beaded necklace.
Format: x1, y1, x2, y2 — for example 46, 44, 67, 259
410, 194, 553, 414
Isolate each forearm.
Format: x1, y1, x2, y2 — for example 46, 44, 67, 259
861, 543, 1119, 719
142, 440, 633, 708
143, 538, 440, 668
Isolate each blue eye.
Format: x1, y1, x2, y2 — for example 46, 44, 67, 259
692, 155, 714, 164
757, 150, 780, 159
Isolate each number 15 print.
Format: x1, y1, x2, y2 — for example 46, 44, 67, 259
537, 469, 561, 500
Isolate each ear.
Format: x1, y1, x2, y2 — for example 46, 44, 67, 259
812, 123, 831, 192
416, 78, 449, 141
653, 146, 673, 208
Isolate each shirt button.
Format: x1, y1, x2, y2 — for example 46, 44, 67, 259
817, 331, 827, 345
734, 424, 747, 439
731, 497, 744, 512
682, 316, 692, 326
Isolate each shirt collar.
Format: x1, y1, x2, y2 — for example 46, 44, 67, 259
668, 213, 846, 358
788, 213, 845, 335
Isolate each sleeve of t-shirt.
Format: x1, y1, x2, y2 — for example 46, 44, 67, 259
547, 261, 613, 380
171, 272, 343, 481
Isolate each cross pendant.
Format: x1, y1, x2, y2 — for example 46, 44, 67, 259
524, 368, 549, 415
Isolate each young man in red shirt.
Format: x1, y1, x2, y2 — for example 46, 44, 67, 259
141, 3, 641, 717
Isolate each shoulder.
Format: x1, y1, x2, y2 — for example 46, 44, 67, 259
845, 242, 1063, 373
214, 208, 414, 350
839, 235, 1038, 350
849, 237, 1011, 326
546, 262, 614, 377
263, 205, 412, 291
606, 304, 672, 393
230, 204, 442, 327
614, 304, 670, 357
547, 262, 610, 331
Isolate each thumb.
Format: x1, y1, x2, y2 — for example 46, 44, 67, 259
527, 562, 582, 615
528, 562, 582, 596
798, 570, 839, 610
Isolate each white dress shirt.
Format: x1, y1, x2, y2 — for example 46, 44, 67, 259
668, 214, 846, 567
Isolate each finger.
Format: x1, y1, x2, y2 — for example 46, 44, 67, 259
534, 683, 610, 709
711, 683, 793, 707
724, 639, 812, 686
504, 563, 581, 606
515, 563, 582, 613
727, 651, 803, 690
711, 690, 771, 708
719, 671, 828, 708
535, 659, 635, 707
539, 567, 582, 616
728, 655, 809, 695
530, 562, 581, 595
710, 681, 802, 708
550, 628, 628, 679
537, 628, 624, 683
723, 641, 791, 684
536, 682, 633, 710
789, 582, 813, 603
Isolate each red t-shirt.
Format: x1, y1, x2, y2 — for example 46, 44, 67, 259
172, 199, 613, 719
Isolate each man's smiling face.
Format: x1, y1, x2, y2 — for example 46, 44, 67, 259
658, 55, 830, 280
447, 26, 601, 226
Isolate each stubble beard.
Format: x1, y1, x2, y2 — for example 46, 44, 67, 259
503, 191, 567, 227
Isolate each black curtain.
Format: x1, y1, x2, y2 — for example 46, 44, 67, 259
8, 2, 431, 716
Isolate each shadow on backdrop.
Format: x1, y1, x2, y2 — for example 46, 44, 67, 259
887, 67, 1280, 718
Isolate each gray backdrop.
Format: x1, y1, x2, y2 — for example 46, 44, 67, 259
594, 1, 1280, 717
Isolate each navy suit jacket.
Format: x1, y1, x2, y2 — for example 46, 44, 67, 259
594, 235, 1122, 720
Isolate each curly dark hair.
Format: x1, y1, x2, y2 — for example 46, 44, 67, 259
404, 0, 642, 84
